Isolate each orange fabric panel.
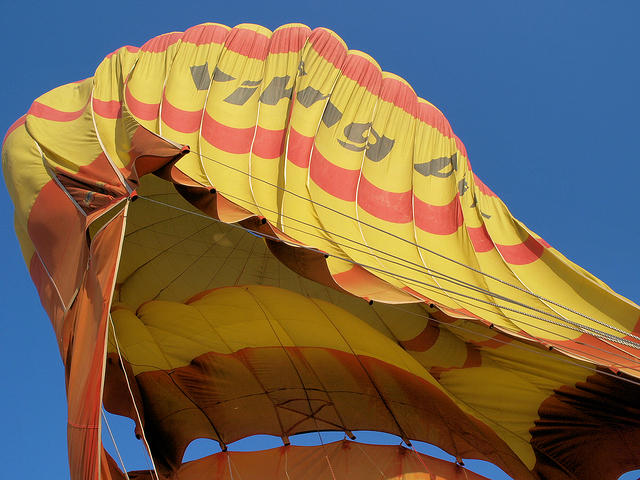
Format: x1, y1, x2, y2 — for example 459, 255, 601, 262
103, 286, 531, 479
66, 209, 126, 480
20, 123, 186, 480
121, 441, 491, 480
27, 179, 88, 308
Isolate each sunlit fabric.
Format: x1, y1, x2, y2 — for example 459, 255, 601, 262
3, 22, 640, 480
104, 441, 492, 480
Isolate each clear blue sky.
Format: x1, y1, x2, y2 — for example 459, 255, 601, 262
1, 1, 638, 479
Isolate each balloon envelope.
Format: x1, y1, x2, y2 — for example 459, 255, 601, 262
3, 22, 640, 480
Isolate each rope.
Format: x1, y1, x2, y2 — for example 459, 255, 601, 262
191, 147, 640, 342
109, 314, 161, 480
205, 187, 640, 352
353, 442, 386, 479
241, 287, 339, 479
137, 195, 640, 370
101, 409, 131, 480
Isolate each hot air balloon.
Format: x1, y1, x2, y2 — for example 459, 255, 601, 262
2, 22, 640, 480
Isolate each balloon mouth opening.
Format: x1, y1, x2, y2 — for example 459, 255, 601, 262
101, 173, 465, 477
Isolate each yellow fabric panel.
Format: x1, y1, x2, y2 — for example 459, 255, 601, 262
111, 284, 443, 391
114, 174, 359, 310
2, 120, 48, 264
125, 31, 183, 132
475, 185, 638, 348
307, 52, 385, 274
161, 23, 230, 186
92, 45, 141, 169
436, 335, 592, 470
250, 24, 311, 225
354, 74, 421, 293
410, 108, 508, 323
281, 28, 347, 249
25, 78, 103, 174
107, 281, 603, 474
198, 24, 272, 220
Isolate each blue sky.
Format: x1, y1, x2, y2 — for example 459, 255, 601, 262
1, 1, 638, 479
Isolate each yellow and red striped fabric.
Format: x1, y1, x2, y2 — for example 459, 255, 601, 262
3, 22, 640, 480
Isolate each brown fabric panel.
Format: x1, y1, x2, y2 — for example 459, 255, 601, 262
101, 447, 127, 480
127, 126, 188, 185
532, 372, 640, 480
173, 184, 221, 219
54, 153, 129, 216
103, 353, 147, 441
28, 251, 66, 355
66, 210, 126, 480
124, 441, 491, 480
27, 179, 88, 307
104, 347, 532, 479
265, 238, 349, 294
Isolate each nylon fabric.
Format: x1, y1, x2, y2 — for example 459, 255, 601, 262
3, 21, 640, 480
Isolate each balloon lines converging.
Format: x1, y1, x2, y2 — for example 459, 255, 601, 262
135, 184, 640, 376
135, 182, 638, 376
108, 187, 636, 479
106, 116, 640, 480
105, 176, 640, 480
137, 189, 640, 377
107, 285, 452, 480
200, 185, 640, 361
133, 193, 640, 382
102, 409, 130, 480
109, 316, 161, 480
188, 147, 640, 345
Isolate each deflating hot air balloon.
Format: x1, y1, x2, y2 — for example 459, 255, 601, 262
3, 22, 640, 480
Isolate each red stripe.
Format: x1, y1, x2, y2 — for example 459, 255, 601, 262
201, 111, 254, 154
298, 29, 469, 165
28, 101, 85, 122
414, 194, 463, 235
415, 101, 469, 160
140, 32, 183, 53
474, 173, 497, 197
401, 286, 435, 304
467, 224, 494, 253
331, 265, 362, 285
3, 115, 25, 145
309, 28, 347, 68
225, 26, 270, 61
92, 98, 121, 119
536, 236, 551, 249
253, 126, 286, 159
269, 25, 311, 54
125, 85, 159, 121
496, 235, 545, 265
105, 45, 139, 59
309, 148, 359, 202
181, 23, 230, 45
357, 176, 412, 223
340, 53, 382, 96
161, 94, 202, 133
400, 322, 440, 352
454, 136, 468, 159
416, 101, 453, 137
286, 128, 314, 168
462, 346, 482, 368
379, 76, 417, 115
471, 332, 513, 349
